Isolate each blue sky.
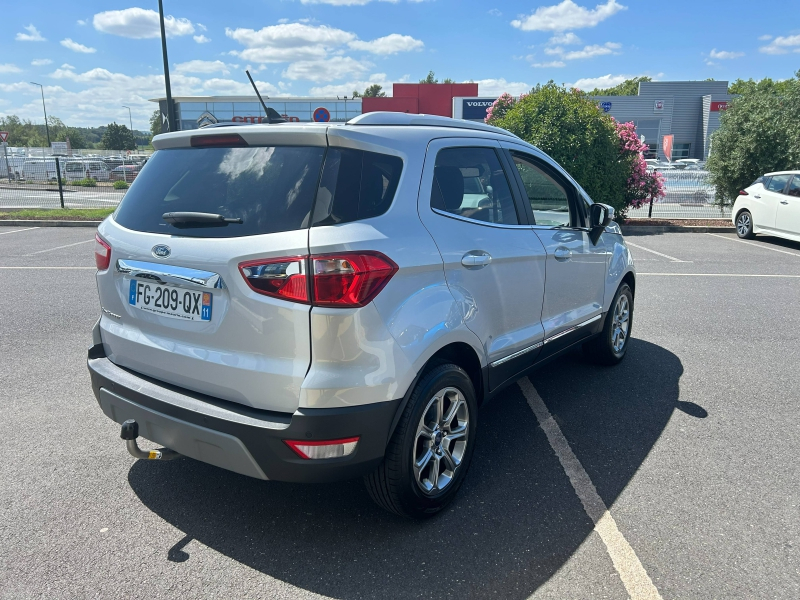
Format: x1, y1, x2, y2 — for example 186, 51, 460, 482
1, 0, 797, 129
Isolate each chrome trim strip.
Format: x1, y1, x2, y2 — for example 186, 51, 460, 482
101, 307, 121, 319
431, 208, 533, 230
489, 341, 543, 368
543, 314, 602, 345
116, 259, 226, 289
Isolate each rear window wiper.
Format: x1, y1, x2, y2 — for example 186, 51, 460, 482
162, 212, 243, 226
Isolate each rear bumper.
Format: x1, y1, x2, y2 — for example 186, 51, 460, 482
88, 350, 400, 483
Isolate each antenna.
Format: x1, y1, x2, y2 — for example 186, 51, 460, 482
246, 70, 285, 124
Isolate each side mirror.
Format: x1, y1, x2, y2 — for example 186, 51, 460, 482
589, 203, 614, 244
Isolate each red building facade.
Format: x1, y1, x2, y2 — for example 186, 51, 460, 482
361, 82, 480, 118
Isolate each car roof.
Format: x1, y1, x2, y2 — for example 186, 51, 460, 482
764, 170, 800, 176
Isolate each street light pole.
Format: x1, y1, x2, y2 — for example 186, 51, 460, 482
30, 82, 51, 147
157, 0, 177, 133
122, 105, 135, 149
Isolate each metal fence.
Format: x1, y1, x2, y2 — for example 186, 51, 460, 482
0, 149, 149, 210
626, 170, 732, 220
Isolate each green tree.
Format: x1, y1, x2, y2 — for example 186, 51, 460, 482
707, 73, 800, 204
101, 122, 136, 151
728, 74, 797, 96
418, 71, 454, 84
0, 115, 47, 146
351, 84, 386, 98
586, 76, 652, 96
149, 109, 161, 138
489, 82, 630, 214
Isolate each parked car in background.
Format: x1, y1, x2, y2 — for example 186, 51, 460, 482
89, 113, 636, 518
63, 160, 111, 182
22, 158, 59, 182
733, 171, 800, 241
110, 164, 140, 182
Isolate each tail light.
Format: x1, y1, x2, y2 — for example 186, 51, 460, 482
739, 190, 749, 195
284, 437, 359, 460
239, 257, 309, 303
238, 252, 397, 308
94, 234, 111, 270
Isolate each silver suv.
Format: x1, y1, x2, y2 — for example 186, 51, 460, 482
89, 112, 635, 518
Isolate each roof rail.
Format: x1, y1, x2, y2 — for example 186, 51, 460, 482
346, 111, 519, 138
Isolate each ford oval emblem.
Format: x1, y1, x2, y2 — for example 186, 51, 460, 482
152, 244, 171, 259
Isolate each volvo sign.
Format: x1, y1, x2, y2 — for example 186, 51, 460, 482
461, 98, 497, 121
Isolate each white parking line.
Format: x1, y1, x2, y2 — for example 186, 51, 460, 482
638, 272, 800, 278
519, 378, 662, 600
0, 227, 39, 235
27, 239, 94, 255
625, 241, 689, 263
706, 233, 800, 258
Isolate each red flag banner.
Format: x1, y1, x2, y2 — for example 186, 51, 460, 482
662, 134, 674, 162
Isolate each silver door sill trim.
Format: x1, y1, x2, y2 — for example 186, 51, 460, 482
116, 259, 226, 289
490, 341, 544, 367
543, 314, 602, 345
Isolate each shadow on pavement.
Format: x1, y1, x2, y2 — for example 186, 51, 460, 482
129, 339, 687, 599
751, 235, 800, 252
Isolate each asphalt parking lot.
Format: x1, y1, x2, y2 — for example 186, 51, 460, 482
1, 226, 799, 599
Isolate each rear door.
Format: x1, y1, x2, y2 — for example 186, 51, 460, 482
775, 175, 800, 237
417, 138, 547, 389
96, 135, 326, 413
501, 144, 607, 356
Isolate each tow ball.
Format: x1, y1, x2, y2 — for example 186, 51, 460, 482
120, 419, 181, 461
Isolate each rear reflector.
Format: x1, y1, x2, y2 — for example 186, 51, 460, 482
739, 190, 749, 195
190, 134, 248, 148
312, 252, 398, 307
285, 437, 359, 460
94, 234, 111, 270
239, 257, 308, 303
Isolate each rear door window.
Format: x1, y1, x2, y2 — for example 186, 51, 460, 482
787, 176, 800, 198
113, 146, 325, 238
311, 148, 403, 226
766, 174, 791, 194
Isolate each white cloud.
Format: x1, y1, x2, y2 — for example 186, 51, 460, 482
759, 34, 800, 55
348, 34, 424, 54
175, 60, 235, 75
532, 60, 567, 68
283, 56, 371, 82
60, 38, 97, 53
543, 41, 620, 60
193, 34, 211, 44
569, 73, 636, 90
308, 73, 392, 96
299, 0, 394, 4
0, 64, 22, 74
758, 34, 772, 41
31, 59, 52, 66
227, 23, 355, 49
197, 23, 207, 32
77, 19, 87, 26
488, 8, 502, 16
709, 48, 743, 59
201, 78, 283, 96
93, 8, 195, 39
548, 31, 582, 45
61, 63, 75, 70
15, 24, 45, 42
512, 0, 626, 31
471, 78, 532, 96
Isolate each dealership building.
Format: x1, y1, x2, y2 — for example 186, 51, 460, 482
152, 80, 730, 160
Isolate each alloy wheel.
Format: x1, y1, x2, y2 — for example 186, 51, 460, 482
412, 387, 469, 495
612, 295, 630, 353
737, 213, 751, 236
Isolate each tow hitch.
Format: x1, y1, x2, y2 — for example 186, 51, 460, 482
120, 419, 181, 461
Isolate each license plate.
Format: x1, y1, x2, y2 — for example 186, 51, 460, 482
129, 280, 212, 321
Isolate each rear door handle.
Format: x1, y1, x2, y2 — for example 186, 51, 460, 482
754, 194, 761, 199
554, 247, 572, 261
780, 199, 789, 204
461, 252, 492, 268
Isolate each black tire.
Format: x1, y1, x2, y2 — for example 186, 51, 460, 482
736, 210, 755, 239
583, 283, 633, 365
364, 363, 478, 518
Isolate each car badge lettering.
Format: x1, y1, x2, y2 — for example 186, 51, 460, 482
152, 244, 171, 259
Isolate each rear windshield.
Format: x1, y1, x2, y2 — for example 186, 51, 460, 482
113, 146, 325, 238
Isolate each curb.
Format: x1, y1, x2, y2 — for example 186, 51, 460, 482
0, 220, 101, 227
621, 225, 735, 235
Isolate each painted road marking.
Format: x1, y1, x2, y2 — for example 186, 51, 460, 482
638, 273, 800, 278
625, 241, 689, 263
0, 227, 39, 235
27, 239, 94, 255
706, 233, 800, 258
519, 378, 662, 600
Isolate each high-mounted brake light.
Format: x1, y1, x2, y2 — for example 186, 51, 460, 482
190, 134, 248, 148
238, 252, 397, 308
284, 437, 360, 460
312, 252, 398, 308
739, 190, 749, 195
94, 234, 111, 271
239, 257, 309, 303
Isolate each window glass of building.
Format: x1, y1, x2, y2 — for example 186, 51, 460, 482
430, 147, 519, 225
511, 154, 572, 227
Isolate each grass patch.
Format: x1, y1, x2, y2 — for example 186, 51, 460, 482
0, 208, 114, 221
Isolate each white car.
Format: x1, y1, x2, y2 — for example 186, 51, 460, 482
63, 160, 111, 182
733, 171, 800, 241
